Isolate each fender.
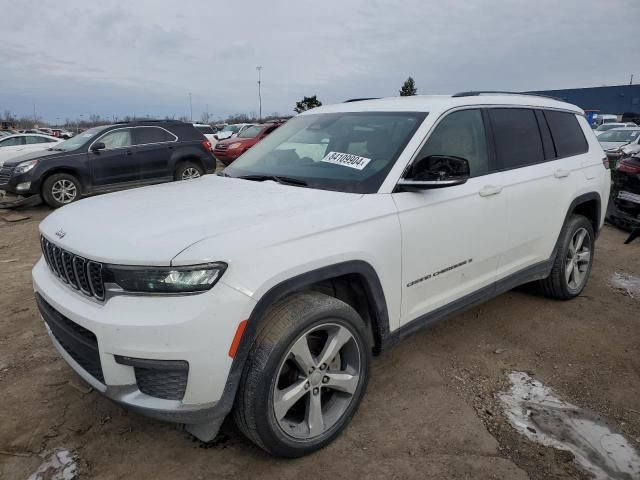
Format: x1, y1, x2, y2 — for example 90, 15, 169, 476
211, 260, 390, 422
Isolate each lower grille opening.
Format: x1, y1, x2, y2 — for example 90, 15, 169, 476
36, 293, 104, 383
115, 356, 189, 401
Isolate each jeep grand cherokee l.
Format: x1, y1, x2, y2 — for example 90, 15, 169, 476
33, 93, 609, 457
0, 120, 215, 208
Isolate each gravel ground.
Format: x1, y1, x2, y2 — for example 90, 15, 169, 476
0, 205, 638, 479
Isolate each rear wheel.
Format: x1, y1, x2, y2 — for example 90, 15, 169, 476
42, 173, 80, 208
539, 214, 595, 299
234, 292, 370, 457
174, 161, 203, 181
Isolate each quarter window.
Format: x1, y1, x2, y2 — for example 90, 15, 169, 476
489, 108, 544, 169
416, 109, 489, 177
544, 110, 588, 157
99, 129, 132, 149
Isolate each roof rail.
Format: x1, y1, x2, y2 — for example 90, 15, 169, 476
343, 97, 380, 103
452, 91, 562, 101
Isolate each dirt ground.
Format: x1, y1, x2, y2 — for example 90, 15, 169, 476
0, 205, 638, 480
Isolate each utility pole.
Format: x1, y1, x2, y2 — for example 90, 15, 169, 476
630, 74, 634, 85
206, 103, 209, 123
33, 103, 37, 126
189, 92, 193, 122
256, 66, 263, 122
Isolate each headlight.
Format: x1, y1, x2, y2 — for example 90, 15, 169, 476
14, 159, 38, 174
105, 262, 227, 293
228, 142, 242, 149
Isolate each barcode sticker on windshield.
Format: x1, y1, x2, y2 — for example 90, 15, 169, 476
320, 152, 372, 170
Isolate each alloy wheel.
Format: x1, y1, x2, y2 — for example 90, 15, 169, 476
273, 323, 361, 440
565, 227, 591, 290
51, 179, 77, 204
182, 167, 201, 180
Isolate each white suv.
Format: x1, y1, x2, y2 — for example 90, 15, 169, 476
33, 93, 609, 457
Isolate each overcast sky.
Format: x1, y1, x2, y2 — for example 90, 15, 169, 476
0, 0, 637, 123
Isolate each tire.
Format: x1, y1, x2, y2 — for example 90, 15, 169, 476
174, 161, 204, 181
234, 291, 371, 457
539, 214, 595, 300
42, 173, 80, 208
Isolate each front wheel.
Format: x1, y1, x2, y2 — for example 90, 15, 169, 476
539, 214, 595, 299
234, 292, 371, 457
42, 173, 80, 208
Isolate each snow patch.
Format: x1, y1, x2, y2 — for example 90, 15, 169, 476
28, 448, 77, 480
499, 371, 640, 480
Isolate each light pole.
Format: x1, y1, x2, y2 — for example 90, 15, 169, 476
189, 92, 193, 122
256, 66, 263, 122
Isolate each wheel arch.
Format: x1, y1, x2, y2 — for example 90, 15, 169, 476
214, 261, 390, 422
40, 167, 86, 194
567, 191, 601, 237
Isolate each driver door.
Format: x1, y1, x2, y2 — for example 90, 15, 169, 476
392, 108, 507, 326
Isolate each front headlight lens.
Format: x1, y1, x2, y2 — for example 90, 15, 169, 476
14, 159, 38, 174
228, 142, 242, 149
106, 263, 227, 293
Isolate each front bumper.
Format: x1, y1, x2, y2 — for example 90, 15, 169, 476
0, 168, 40, 195
213, 150, 242, 166
32, 258, 256, 436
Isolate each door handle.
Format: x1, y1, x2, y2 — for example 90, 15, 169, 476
479, 185, 503, 197
554, 169, 570, 178
125, 150, 133, 156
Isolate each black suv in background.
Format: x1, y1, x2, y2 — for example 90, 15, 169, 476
0, 120, 216, 208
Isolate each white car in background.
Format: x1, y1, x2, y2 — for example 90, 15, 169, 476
215, 123, 254, 141
0, 134, 61, 164
597, 127, 640, 167
193, 123, 217, 144
593, 122, 637, 137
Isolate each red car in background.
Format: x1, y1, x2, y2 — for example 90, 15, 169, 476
214, 122, 283, 166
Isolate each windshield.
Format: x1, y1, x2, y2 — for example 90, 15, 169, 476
595, 124, 623, 132
598, 129, 640, 143
221, 125, 241, 133
237, 125, 263, 138
52, 126, 108, 151
224, 112, 426, 194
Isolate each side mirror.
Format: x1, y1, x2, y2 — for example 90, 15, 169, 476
398, 155, 470, 190
91, 142, 106, 152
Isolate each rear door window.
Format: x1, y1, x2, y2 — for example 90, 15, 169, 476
543, 111, 588, 158
134, 127, 173, 145
489, 108, 544, 170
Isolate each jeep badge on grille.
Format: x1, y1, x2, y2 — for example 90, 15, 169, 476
55, 229, 66, 239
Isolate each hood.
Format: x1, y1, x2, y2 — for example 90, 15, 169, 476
600, 141, 628, 152
216, 131, 234, 140
40, 175, 361, 265
3, 148, 78, 166
216, 136, 255, 147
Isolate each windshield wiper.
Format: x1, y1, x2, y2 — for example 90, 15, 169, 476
237, 174, 308, 187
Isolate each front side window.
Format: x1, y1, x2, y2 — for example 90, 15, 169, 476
99, 129, 132, 150
0, 137, 25, 147
489, 108, 544, 170
196, 126, 214, 135
225, 112, 426, 194
415, 109, 488, 177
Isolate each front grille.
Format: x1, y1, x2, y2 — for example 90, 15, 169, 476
0, 166, 14, 183
214, 144, 228, 151
115, 356, 189, 401
36, 294, 104, 383
41, 236, 106, 301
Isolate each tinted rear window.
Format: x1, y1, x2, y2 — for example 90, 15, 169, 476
135, 127, 173, 144
489, 108, 544, 169
196, 125, 214, 134
544, 111, 588, 157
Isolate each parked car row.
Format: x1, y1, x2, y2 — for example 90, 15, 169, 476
0, 120, 216, 208
0, 133, 62, 164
